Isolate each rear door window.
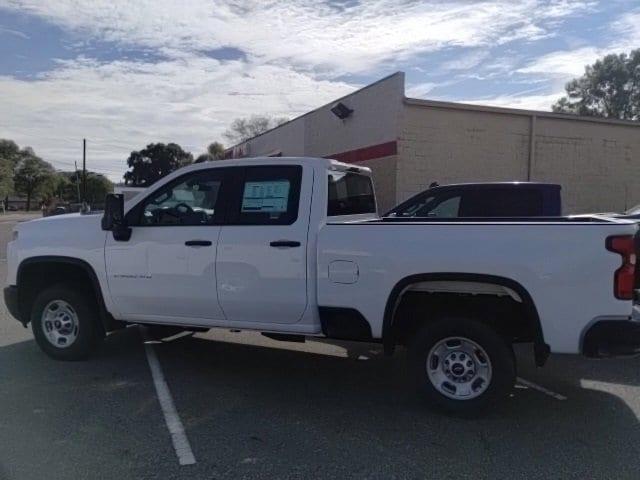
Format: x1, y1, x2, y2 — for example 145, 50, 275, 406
229, 165, 302, 225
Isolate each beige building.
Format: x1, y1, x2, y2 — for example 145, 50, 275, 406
226, 72, 640, 214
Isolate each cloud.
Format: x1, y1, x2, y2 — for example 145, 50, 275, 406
0, 56, 355, 179
0, 25, 29, 38
0, 0, 599, 178
440, 50, 491, 72
517, 46, 602, 77
464, 91, 563, 111
1, 0, 595, 73
611, 9, 640, 48
517, 7, 640, 80
406, 82, 439, 98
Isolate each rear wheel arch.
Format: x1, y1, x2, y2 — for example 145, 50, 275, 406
17, 256, 116, 335
382, 273, 549, 366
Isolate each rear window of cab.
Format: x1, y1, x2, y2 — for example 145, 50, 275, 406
327, 171, 376, 216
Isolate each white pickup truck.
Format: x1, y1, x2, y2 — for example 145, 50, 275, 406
5, 157, 640, 414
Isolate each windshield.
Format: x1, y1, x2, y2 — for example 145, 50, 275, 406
625, 204, 640, 215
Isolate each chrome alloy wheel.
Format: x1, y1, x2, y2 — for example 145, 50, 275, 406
41, 300, 79, 349
426, 336, 492, 400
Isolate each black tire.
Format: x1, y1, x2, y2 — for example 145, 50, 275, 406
408, 317, 516, 416
31, 283, 102, 361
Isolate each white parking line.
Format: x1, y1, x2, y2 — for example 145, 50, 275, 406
517, 376, 567, 401
142, 328, 196, 466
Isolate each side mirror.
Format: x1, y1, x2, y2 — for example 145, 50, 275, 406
102, 194, 132, 241
101, 194, 124, 231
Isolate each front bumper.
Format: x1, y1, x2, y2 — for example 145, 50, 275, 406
583, 320, 640, 358
3, 286, 23, 325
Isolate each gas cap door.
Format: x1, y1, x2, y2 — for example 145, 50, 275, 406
328, 260, 359, 284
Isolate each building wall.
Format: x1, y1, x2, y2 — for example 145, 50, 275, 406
532, 117, 640, 213
398, 100, 640, 214
362, 155, 397, 214
397, 103, 531, 205
302, 73, 404, 158
234, 72, 404, 158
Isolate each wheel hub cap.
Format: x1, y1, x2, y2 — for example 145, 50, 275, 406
41, 300, 79, 349
426, 337, 492, 400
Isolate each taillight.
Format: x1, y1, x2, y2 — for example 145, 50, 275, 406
606, 235, 636, 300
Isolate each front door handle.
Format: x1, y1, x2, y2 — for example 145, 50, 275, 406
185, 240, 212, 247
269, 240, 301, 248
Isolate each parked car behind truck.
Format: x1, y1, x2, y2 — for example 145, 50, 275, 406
5, 158, 640, 415
386, 182, 561, 218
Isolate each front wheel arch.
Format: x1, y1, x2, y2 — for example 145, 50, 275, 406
17, 256, 118, 336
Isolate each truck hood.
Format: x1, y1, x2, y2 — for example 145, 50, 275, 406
14, 212, 105, 247
7, 211, 107, 288
17, 212, 103, 232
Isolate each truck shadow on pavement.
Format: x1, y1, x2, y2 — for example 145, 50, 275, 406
3, 328, 640, 479
144, 330, 640, 478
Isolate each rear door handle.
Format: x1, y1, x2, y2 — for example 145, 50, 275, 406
185, 240, 212, 247
269, 240, 301, 248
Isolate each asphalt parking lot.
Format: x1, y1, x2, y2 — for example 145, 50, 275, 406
2, 215, 640, 479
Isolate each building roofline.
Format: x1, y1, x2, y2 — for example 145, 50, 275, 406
225, 71, 405, 151
226, 72, 639, 155
404, 97, 640, 127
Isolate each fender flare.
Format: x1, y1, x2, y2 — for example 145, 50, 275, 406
382, 272, 549, 366
17, 255, 115, 335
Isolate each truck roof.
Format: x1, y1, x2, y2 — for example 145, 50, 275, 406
123, 157, 373, 209
168, 156, 371, 176
424, 182, 561, 192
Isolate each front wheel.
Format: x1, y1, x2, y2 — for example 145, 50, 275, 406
31, 284, 102, 361
409, 317, 515, 416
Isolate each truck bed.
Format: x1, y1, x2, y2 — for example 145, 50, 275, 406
318, 216, 637, 355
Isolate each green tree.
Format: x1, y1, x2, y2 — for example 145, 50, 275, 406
14, 153, 56, 210
223, 115, 289, 144
0, 139, 23, 167
55, 171, 113, 204
52, 172, 74, 201
195, 141, 226, 163
0, 139, 28, 200
552, 49, 640, 120
123, 143, 193, 187
84, 172, 114, 205
0, 158, 13, 200
207, 141, 225, 158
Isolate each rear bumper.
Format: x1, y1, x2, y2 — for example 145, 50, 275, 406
583, 320, 640, 358
3, 286, 23, 325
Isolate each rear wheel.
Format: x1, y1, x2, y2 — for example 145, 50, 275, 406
31, 284, 102, 360
409, 317, 515, 416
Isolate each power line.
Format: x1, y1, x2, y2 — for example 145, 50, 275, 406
51, 160, 123, 175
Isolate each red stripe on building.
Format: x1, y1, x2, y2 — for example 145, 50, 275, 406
325, 140, 397, 164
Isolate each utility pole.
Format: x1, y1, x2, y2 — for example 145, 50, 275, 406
74, 161, 81, 203
82, 138, 87, 205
